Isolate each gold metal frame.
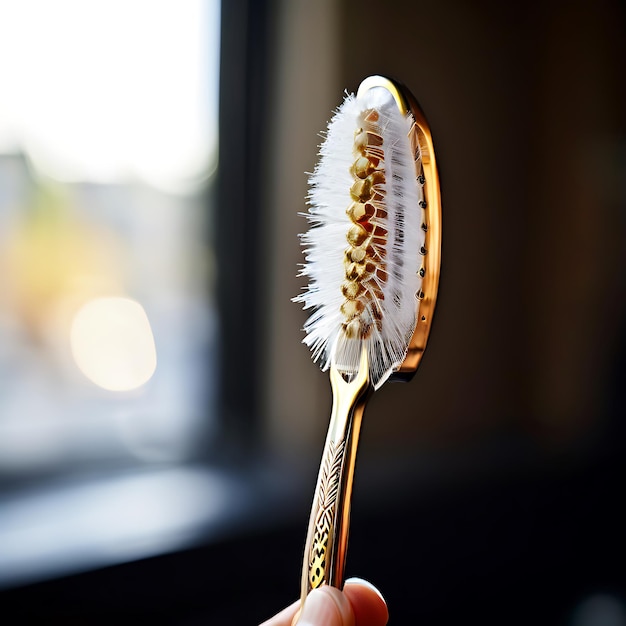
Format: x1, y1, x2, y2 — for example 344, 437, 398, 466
357, 75, 442, 379
298, 75, 442, 608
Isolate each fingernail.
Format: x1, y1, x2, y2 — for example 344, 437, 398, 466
345, 577, 386, 604
296, 587, 350, 625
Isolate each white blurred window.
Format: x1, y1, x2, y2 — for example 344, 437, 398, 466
0, 1, 220, 472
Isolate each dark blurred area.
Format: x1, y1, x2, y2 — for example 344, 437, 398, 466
2, 0, 625, 624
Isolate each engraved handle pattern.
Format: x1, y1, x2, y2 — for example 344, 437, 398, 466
308, 439, 346, 589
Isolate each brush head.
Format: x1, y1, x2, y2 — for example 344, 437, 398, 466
295, 77, 438, 390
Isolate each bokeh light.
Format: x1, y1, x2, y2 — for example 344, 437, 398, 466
70, 297, 157, 391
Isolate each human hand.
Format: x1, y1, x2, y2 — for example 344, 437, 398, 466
259, 578, 388, 626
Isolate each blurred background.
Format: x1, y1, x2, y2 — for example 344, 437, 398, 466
0, 0, 624, 624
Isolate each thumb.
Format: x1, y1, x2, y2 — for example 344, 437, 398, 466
296, 586, 354, 626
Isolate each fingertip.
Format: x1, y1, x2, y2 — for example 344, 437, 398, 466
297, 586, 353, 626
344, 578, 389, 626
345, 577, 386, 604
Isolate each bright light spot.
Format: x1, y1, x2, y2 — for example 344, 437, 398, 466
70, 297, 157, 391
0, 0, 219, 192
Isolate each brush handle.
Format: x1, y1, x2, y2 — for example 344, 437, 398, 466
300, 350, 372, 602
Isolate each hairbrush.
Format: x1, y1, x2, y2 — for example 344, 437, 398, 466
294, 75, 442, 602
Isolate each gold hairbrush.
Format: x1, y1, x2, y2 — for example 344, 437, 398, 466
294, 75, 442, 602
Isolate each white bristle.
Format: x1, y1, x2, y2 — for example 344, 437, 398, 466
295, 86, 425, 389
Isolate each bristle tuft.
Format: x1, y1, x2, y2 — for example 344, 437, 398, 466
294, 87, 425, 389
